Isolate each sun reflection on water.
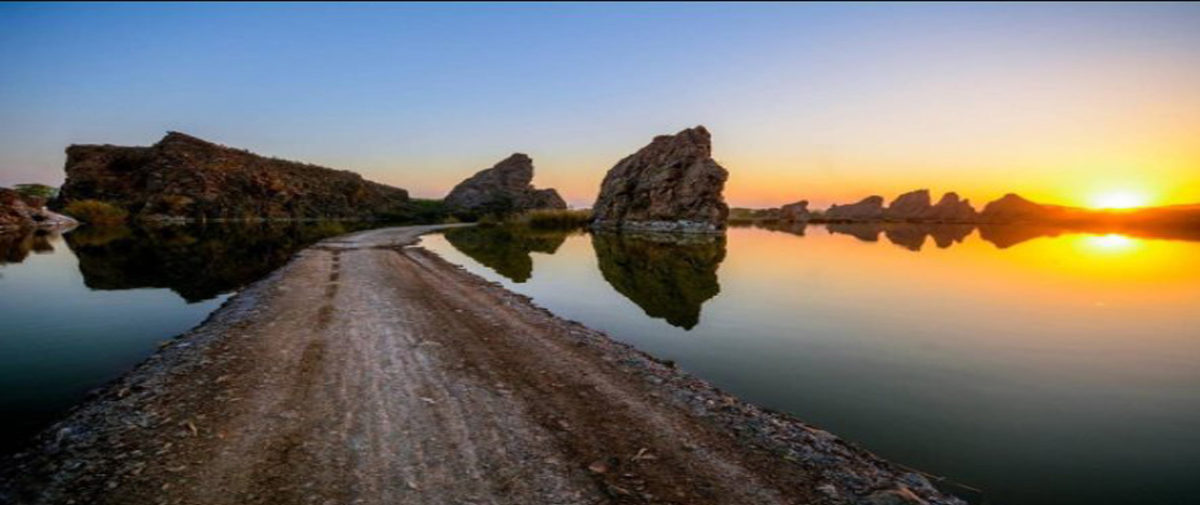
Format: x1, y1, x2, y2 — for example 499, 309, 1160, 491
1079, 233, 1140, 254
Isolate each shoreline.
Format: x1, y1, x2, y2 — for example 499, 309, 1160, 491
0, 225, 965, 505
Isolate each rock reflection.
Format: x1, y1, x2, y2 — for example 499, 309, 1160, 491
591, 232, 725, 330
0, 229, 63, 266
65, 221, 364, 302
441, 225, 571, 283
824, 223, 976, 251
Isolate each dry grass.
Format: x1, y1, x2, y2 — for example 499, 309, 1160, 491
512, 208, 593, 229
62, 199, 129, 225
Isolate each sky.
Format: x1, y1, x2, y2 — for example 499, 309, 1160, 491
1, 2, 1198, 209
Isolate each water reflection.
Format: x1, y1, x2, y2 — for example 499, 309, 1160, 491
441, 226, 572, 283
0, 229, 62, 267
590, 232, 725, 330
422, 224, 1200, 505
62, 221, 367, 302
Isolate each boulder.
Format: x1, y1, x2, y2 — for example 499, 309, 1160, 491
444, 153, 566, 215
778, 200, 811, 222
921, 192, 977, 223
825, 196, 885, 221
56, 132, 410, 221
883, 190, 932, 221
591, 126, 729, 233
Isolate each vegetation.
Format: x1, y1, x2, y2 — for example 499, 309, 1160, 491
13, 183, 58, 201
62, 199, 129, 225
509, 209, 593, 230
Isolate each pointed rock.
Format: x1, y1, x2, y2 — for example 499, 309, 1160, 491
591, 126, 729, 233
883, 190, 932, 221
444, 153, 566, 214
921, 192, 977, 223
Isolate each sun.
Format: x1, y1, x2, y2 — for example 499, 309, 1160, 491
1088, 190, 1149, 210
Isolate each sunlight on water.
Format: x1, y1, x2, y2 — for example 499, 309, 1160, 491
422, 223, 1200, 505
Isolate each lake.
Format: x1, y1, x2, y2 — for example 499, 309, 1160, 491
421, 222, 1200, 505
0, 221, 368, 454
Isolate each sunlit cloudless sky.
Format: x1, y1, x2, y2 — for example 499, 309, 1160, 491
2, 2, 1198, 208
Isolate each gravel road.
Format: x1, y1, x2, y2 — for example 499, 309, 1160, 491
0, 225, 963, 505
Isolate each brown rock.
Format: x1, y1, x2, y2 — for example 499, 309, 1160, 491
921, 192, 977, 223
591, 126, 729, 233
1, 187, 76, 231
444, 153, 566, 214
883, 190, 932, 221
825, 196, 885, 221
56, 132, 410, 221
778, 200, 811, 222
978, 193, 1064, 223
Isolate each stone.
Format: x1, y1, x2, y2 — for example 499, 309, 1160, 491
778, 200, 811, 222
1, 187, 77, 232
55, 132, 410, 221
921, 192, 977, 223
824, 196, 885, 221
978, 193, 1063, 223
443, 153, 566, 214
883, 190, 932, 221
591, 126, 729, 233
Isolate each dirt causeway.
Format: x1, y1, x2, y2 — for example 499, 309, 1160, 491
0, 225, 962, 505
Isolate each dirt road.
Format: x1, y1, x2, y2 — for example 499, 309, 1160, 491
0, 225, 961, 505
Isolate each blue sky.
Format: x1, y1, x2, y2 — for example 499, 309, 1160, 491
2, 2, 1198, 208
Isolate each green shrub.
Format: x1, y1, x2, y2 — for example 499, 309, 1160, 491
13, 183, 58, 201
62, 200, 129, 225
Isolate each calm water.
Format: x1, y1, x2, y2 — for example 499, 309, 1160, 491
0, 221, 369, 454
422, 223, 1200, 505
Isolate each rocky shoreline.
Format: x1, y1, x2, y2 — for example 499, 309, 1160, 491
0, 225, 965, 505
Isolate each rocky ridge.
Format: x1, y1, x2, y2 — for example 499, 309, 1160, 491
56, 132, 410, 221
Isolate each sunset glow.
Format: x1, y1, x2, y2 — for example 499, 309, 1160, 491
1088, 191, 1151, 210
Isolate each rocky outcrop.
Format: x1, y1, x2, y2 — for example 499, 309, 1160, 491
778, 200, 811, 222
444, 154, 566, 215
591, 126, 729, 233
1, 187, 77, 232
978, 193, 1065, 223
56, 132, 410, 221
883, 190, 931, 221
922, 192, 977, 222
825, 196, 884, 222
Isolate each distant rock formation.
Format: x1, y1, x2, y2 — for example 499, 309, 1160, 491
978, 193, 1061, 223
883, 190, 932, 221
922, 192, 977, 223
592, 126, 729, 233
591, 232, 725, 329
825, 196, 885, 222
443, 153, 566, 215
1, 187, 76, 232
778, 200, 811, 222
56, 132, 410, 221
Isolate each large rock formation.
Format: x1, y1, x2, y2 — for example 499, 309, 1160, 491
825, 196, 885, 221
443, 153, 566, 215
591, 126, 729, 233
883, 190, 932, 221
778, 200, 812, 222
1, 187, 76, 232
56, 132, 410, 221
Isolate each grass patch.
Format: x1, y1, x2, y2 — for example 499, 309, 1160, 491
62, 199, 129, 225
